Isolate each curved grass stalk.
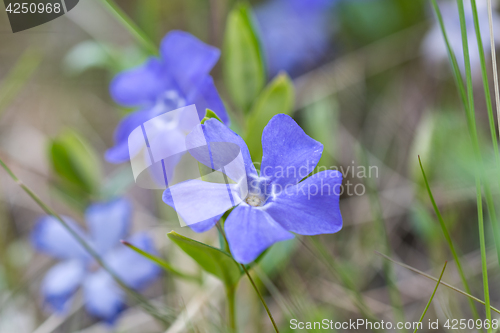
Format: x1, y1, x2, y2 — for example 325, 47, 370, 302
418, 156, 482, 323
413, 261, 447, 333
97, 0, 158, 55
376, 252, 500, 315
430, 1, 493, 330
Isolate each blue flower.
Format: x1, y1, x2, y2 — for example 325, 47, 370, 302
106, 31, 229, 163
254, 0, 337, 77
31, 198, 161, 324
163, 114, 343, 264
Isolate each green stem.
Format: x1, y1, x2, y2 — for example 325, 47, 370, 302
470, 0, 500, 271
241, 264, 280, 333
414, 262, 447, 333
431, 1, 493, 330
121, 240, 201, 283
97, 0, 158, 55
226, 285, 237, 333
418, 156, 482, 322
0, 156, 169, 324
376, 252, 500, 315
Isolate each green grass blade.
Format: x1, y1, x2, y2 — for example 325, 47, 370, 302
487, 0, 500, 134
376, 252, 500, 315
418, 156, 481, 321
430, 0, 494, 329
0, 156, 170, 324
121, 240, 201, 283
0, 48, 42, 118
414, 261, 447, 333
470, 0, 500, 273
97, 0, 158, 55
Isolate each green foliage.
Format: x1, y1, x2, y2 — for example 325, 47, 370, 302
201, 108, 223, 124
223, 2, 266, 112
48, 130, 101, 207
167, 231, 242, 287
245, 73, 294, 163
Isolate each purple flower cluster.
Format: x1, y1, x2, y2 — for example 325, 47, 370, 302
106, 31, 229, 163
31, 198, 161, 323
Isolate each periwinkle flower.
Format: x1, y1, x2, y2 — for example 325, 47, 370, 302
106, 31, 229, 163
163, 114, 343, 264
31, 198, 161, 324
254, 0, 337, 77
422, 0, 500, 74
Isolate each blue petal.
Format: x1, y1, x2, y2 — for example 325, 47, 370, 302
225, 204, 294, 264
255, 0, 332, 76
104, 233, 162, 290
260, 114, 323, 188
160, 31, 220, 92
265, 170, 342, 235
83, 270, 125, 324
41, 260, 86, 313
187, 119, 257, 180
85, 198, 131, 255
31, 216, 91, 261
110, 58, 172, 107
187, 76, 229, 124
163, 180, 240, 229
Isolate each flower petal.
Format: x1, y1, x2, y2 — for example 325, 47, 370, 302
31, 216, 91, 261
260, 114, 323, 188
187, 118, 257, 180
85, 198, 131, 255
160, 31, 220, 92
187, 76, 229, 124
163, 179, 241, 228
104, 233, 162, 289
110, 58, 172, 107
83, 270, 125, 324
225, 204, 294, 264
265, 170, 342, 235
41, 260, 86, 313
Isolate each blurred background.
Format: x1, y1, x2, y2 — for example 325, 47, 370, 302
1, 0, 500, 332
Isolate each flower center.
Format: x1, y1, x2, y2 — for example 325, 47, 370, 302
245, 194, 265, 207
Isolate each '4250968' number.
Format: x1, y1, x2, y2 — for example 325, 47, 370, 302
6, 2, 62, 14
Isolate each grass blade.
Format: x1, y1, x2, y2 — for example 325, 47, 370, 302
0, 48, 42, 117
418, 156, 481, 321
0, 155, 170, 324
375, 252, 500, 315
413, 261, 447, 333
121, 240, 201, 283
97, 0, 157, 55
487, 0, 500, 135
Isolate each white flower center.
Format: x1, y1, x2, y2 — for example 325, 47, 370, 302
245, 194, 265, 207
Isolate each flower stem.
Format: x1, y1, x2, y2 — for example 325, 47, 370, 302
97, 0, 158, 55
225, 285, 237, 333
241, 264, 280, 333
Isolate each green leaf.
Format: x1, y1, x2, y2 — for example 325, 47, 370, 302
245, 73, 294, 162
48, 130, 101, 196
201, 108, 223, 124
167, 231, 242, 287
223, 3, 266, 112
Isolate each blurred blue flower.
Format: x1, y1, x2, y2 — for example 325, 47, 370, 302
254, 0, 337, 77
422, 0, 500, 74
163, 114, 343, 264
106, 31, 229, 163
31, 198, 161, 324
